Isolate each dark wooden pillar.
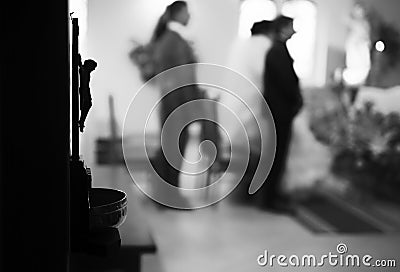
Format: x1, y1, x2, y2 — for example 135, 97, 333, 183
1, 1, 70, 271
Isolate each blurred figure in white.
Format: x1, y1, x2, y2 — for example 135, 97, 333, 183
219, 20, 275, 203
229, 20, 274, 91
223, 20, 274, 150
343, 4, 371, 86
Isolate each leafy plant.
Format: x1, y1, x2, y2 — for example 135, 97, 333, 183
309, 87, 400, 202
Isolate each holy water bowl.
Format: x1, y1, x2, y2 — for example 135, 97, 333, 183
89, 188, 128, 229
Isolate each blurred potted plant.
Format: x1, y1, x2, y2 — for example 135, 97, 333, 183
310, 93, 400, 202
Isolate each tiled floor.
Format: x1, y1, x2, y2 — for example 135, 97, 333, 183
91, 165, 400, 272
141, 198, 400, 272
89, 109, 399, 272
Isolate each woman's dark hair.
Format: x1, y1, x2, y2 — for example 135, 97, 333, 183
151, 1, 187, 42
251, 20, 273, 36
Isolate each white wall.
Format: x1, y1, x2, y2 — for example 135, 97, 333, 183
81, 0, 351, 163
81, 0, 400, 164
81, 0, 240, 164
85, 0, 241, 127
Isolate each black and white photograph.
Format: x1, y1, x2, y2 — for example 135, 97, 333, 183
1, 0, 400, 271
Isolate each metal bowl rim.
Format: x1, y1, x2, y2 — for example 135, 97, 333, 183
89, 187, 127, 213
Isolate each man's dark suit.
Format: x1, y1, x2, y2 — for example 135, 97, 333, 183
261, 40, 303, 206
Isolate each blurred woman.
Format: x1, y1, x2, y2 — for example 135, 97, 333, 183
151, 1, 202, 188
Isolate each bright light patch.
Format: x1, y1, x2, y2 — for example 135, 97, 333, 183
282, 0, 317, 80
375, 40, 385, 52
239, 0, 277, 38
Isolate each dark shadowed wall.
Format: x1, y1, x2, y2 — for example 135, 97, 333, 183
1, 1, 70, 271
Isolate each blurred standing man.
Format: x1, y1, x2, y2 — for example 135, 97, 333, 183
261, 15, 303, 211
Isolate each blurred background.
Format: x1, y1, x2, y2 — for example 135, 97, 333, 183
69, 0, 400, 271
